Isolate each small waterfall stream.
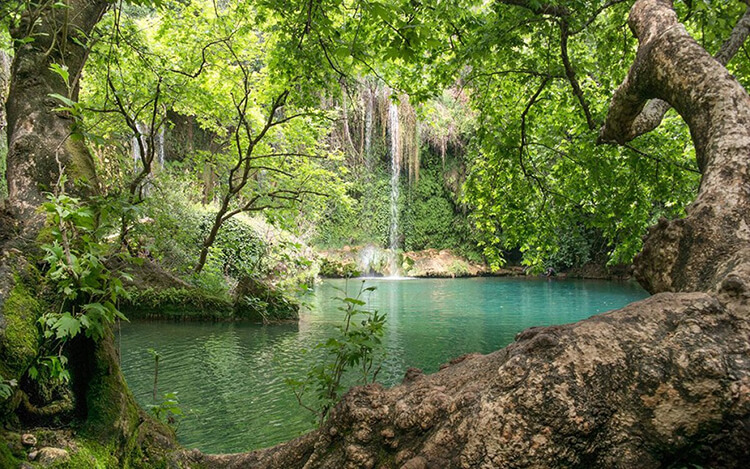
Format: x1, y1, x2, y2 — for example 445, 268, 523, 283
388, 98, 400, 276
131, 122, 147, 173
131, 122, 166, 171
157, 126, 165, 168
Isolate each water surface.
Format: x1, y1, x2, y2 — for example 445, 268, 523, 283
119, 277, 647, 453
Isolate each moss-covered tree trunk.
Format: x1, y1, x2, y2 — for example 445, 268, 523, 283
178, 1, 750, 467
1, 1, 174, 461
5, 0, 105, 229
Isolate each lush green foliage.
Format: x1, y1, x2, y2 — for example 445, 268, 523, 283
0, 374, 16, 401
130, 174, 316, 291
402, 166, 472, 252
33, 192, 132, 383
437, 1, 744, 269
5, 0, 750, 285
40, 194, 129, 341
287, 282, 386, 424
314, 167, 392, 248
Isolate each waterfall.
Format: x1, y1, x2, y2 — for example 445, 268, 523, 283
157, 126, 165, 168
388, 98, 400, 277
359, 245, 378, 276
132, 123, 165, 170
131, 122, 147, 174
364, 86, 373, 160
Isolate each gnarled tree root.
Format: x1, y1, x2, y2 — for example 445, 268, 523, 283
15, 390, 74, 418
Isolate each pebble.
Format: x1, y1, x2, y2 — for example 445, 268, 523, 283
21, 433, 36, 447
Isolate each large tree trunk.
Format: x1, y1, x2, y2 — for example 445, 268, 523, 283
600, 0, 750, 296
5, 0, 105, 227
1, 1, 175, 459
177, 1, 750, 467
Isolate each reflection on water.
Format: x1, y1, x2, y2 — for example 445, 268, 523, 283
120, 277, 648, 453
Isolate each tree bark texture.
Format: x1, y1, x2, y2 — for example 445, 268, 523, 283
5, 0, 107, 225
601, 0, 750, 295
600, 4, 750, 143
175, 1, 750, 467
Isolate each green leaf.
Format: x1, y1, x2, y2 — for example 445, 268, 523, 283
47, 93, 76, 108
53, 313, 82, 339
49, 63, 70, 86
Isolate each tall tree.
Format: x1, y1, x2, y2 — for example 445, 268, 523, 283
5, 0, 106, 228
0, 0, 174, 458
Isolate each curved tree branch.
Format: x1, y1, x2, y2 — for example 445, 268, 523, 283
599, 4, 750, 143
601, 0, 750, 295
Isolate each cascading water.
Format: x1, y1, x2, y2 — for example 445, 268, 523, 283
364, 86, 373, 159
388, 98, 400, 277
157, 126, 165, 168
131, 122, 147, 174
132, 122, 166, 171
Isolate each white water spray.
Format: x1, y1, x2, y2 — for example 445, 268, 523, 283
388, 98, 400, 277
157, 126, 165, 168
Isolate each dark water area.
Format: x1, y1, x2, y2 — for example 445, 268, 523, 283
120, 277, 648, 453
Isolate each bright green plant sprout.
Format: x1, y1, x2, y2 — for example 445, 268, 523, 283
286, 281, 386, 425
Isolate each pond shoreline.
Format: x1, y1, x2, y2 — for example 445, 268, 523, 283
118, 277, 649, 453
119, 255, 634, 324
319, 245, 633, 282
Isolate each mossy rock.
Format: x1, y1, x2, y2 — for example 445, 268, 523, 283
0, 433, 21, 469
123, 281, 299, 322
0, 427, 175, 468
121, 287, 235, 320
60, 439, 119, 468
234, 277, 299, 321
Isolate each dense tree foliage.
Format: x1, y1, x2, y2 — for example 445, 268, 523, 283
2, 0, 750, 464
452, 0, 749, 268
2, 0, 747, 273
